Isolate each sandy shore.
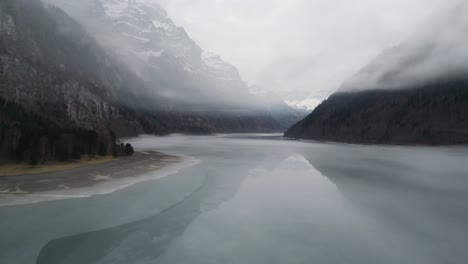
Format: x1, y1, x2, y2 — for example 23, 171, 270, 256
0, 156, 118, 177
0, 151, 182, 196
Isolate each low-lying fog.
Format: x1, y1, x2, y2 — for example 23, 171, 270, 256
1, 134, 467, 264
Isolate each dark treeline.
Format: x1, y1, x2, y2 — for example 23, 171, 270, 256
285, 81, 468, 145
0, 98, 133, 165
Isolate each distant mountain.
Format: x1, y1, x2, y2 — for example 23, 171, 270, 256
45, 0, 297, 132
340, 3, 468, 93
285, 4, 468, 145
45, 0, 266, 112
285, 98, 322, 112
285, 83, 468, 145
249, 85, 307, 128
0, 0, 293, 163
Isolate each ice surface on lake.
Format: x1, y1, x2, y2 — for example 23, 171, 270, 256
1, 134, 468, 264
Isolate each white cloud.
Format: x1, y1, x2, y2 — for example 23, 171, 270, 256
157, 0, 459, 101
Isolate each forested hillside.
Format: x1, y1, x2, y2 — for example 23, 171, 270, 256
285, 81, 468, 145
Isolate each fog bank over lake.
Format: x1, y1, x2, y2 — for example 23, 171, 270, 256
1, 134, 467, 264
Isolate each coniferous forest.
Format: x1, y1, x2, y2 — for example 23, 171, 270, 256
0, 98, 134, 164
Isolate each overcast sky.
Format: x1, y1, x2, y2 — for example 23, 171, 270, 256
156, 0, 459, 102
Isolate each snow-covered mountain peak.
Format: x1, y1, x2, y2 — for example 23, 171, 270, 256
286, 98, 322, 112
100, 0, 166, 19
248, 86, 307, 122
250, 85, 317, 113
99, 0, 175, 32
201, 51, 220, 64
202, 51, 234, 71
100, 0, 128, 17
91, 0, 199, 63
46, 0, 269, 111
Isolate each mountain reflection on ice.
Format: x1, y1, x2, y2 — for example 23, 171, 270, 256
0, 134, 467, 264
155, 154, 401, 264
38, 154, 363, 264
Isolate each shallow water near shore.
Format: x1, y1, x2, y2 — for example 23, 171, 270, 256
1, 134, 468, 264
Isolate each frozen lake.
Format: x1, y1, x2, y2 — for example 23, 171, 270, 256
1, 134, 468, 264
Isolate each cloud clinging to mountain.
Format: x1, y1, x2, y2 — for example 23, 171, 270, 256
157, 0, 460, 100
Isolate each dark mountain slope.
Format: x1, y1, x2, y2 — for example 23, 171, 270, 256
285, 4, 468, 145
285, 80, 468, 145
0, 98, 110, 163
0, 0, 288, 163
46, 0, 300, 129
0, 0, 152, 130
0, 0, 151, 162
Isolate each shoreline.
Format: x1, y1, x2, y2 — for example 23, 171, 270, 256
283, 135, 468, 148
0, 151, 199, 207
0, 156, 117, 177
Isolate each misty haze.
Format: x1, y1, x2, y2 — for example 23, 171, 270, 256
1, 0, 468, 264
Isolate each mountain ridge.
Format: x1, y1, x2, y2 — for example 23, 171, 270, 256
46, 0, 268, 112
285, 4, 468, 145
285, 82, 468, 145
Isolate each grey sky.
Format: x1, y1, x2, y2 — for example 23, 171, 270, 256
157, 0, 459, 102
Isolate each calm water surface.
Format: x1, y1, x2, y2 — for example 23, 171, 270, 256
1, 134, 468, 264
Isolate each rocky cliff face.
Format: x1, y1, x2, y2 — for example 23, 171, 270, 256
0, 0, 146, 161
46, 0, 266, 112
42, 0, 298, 132
0, 0, 294, 164
0, 0, 150, 131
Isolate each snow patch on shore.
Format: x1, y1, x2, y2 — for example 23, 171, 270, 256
0, 156, 200, 207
